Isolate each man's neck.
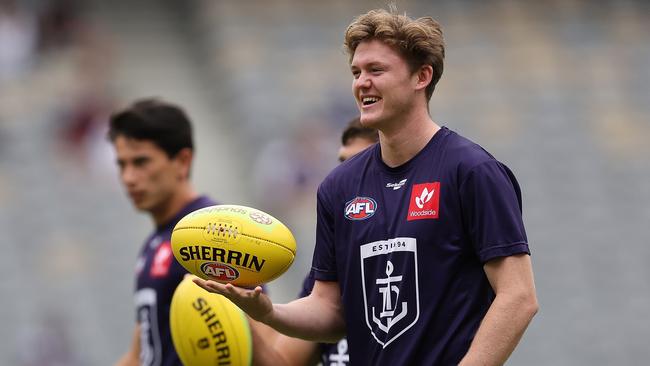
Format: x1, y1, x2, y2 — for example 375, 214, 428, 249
379, 110, 440, 168
151, 184, 199, 227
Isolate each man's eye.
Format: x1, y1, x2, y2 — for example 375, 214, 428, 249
133, 158, 149, 167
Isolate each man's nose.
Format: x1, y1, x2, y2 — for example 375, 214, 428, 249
121, 165, 138, 186
355, 73, 372, 90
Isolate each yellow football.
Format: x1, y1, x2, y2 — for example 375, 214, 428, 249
171, 204, 296, 287
170, 277, 252, 366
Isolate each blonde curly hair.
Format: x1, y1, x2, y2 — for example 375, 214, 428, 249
344, 8, 445, 101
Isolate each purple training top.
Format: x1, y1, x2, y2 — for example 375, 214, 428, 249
135, 195, 216, 366
311, 127, 529, 365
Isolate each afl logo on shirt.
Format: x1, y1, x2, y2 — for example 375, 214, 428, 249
344, 197, 377, 221
407, 182, 440, 221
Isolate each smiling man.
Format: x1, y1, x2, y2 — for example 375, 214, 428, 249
195, 8, 538, 365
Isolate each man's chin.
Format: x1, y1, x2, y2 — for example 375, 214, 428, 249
359, 113, 379, 126
360, 114, 385, 129
131, 200, 150, 212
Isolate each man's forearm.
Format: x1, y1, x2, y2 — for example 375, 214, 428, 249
265, 295, 346, 343
459, 292, 538, 365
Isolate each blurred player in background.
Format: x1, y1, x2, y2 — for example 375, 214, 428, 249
109, 99, 217, 366
336, 117, 380, 163
195, 7, 538, 366
253, 117, 378, 366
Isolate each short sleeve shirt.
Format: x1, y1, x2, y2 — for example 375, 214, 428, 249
311, 127, 529, 365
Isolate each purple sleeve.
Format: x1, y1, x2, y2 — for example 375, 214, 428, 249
311, 183, 338, 281
459, 161, 530, 263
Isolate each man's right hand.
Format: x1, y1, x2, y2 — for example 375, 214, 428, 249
192, 277, 273, 323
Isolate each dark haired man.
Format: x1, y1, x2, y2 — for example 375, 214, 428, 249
110, 98, 216, 366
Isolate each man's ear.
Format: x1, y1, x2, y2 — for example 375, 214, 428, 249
414, 65, 433, 92
174, 147, 193, 180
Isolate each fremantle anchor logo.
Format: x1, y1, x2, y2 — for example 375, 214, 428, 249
360, 238, 419, 348
372, 261, 408, 333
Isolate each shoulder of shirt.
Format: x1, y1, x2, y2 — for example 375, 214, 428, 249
443, 128, 501, 173
198, 195, 218, 206
187, 195, 218, 212
155, 195, 218, 232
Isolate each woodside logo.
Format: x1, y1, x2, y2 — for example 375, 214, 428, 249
407, 182, 440, 221
150, 241, 173, 277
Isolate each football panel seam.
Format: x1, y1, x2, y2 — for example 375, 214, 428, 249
173, 226, 296, 254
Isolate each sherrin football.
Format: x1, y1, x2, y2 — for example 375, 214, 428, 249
170, 276, 252, 366
171, 204, 296, 287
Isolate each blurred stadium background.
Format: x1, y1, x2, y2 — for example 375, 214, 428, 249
1, 0, 649, 364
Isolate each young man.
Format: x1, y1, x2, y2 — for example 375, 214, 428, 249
110, 99, 217, 366
195, 8, 538, 365
253, 117, 378, 366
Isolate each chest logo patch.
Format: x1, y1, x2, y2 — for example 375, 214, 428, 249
150, 241, 173, 277
344, 197, 377, 220
407, 182, 440, 221
360, 238, 419, 348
